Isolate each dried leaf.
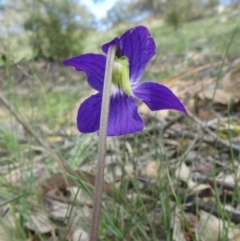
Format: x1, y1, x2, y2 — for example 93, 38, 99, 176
48, 200, 71, 220
175, 162, 191, 182
171, 207, 189, 241
222, 64, 240, 99
25, 212, 56, 233
175, 162, 210, 193
0, 224, 9, 241
201, 89, 239, 105
40, 170, 118, 198
195, 211, 240, 241
217, 163, 240, 185
144, 161, 159, 179
72, 228, 89, 241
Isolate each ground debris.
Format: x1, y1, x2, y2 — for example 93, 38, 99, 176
1, 58, 240, 240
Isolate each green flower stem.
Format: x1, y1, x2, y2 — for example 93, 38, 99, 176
89, 44, 118, 241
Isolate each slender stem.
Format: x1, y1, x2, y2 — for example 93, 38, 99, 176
89, 44, 117, 241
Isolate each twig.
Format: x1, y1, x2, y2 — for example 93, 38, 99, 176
181, 133, 198, 159
89, 44, 117, 241
188, 201, 240, 224
162, 61, 222, 83
192, 172, 240, 192
205, 116, 238, 128
162, 114, 185, 132
172, 128, 240, 153
0, 92, 47, 148
187, 110, 240, 153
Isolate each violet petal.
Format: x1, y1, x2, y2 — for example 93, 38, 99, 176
132, 82, 187, 113
102, 26, 156, 84
108, 92, 144, 136
63, 54, 106, 92
77, 92, 102, 133
77, 91, 144, 136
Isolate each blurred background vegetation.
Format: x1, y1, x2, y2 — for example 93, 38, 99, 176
1, 0, 239, 64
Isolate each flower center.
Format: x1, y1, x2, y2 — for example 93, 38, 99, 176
112, 56, 131, 96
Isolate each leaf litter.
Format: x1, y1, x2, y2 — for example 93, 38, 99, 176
0, 57, 240, 240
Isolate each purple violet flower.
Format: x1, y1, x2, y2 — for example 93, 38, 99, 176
63, 26, 187, 136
